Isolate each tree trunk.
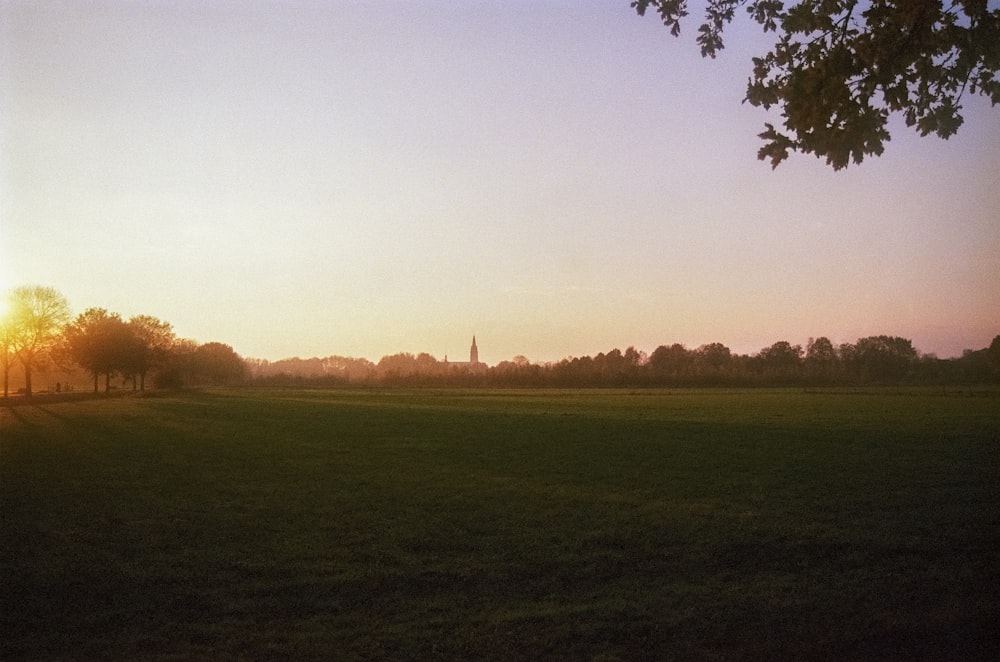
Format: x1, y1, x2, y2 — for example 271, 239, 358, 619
23, 363, 32, 398
104, 372, 111, 393
93, 371, 99, 393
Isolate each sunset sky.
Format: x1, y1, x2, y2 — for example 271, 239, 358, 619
3, 0, 998, 364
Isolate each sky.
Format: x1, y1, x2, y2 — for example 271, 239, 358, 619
2, 0, 999, 364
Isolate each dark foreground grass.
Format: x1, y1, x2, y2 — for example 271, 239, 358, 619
2, 388, 998, 660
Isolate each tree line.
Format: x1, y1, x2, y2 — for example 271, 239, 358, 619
5, 284, 998, 396
248, 335, 1000, 388
2, 285, 245, 398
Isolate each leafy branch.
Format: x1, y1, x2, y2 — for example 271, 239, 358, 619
633, 0, 1000, 169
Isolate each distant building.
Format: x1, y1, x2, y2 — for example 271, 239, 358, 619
444, 336, 487, 371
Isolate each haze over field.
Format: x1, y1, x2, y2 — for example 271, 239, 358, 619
3, 1, 998, 363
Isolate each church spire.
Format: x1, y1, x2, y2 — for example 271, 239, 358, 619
470, 335, 479, 364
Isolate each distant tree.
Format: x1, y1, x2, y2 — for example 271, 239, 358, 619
838, 340, 857, 369
625, 346, 647, 368
848, 335, 917, 382
377, 352, 419, 382
245, 355, 377, 384
125, 315, 176, 390
759, 340, 803, 365
804, 336, 839, 381
3, 286, 71, 397
914, 351, 949, 383
1, 297, 16, 398
156, 338, 199, 389
632, 0, 1000, 169
805, 336, 835, 364
192, 342, 246, 386
331, 355, 376, 382
952, 346, 995, 381
757, 340, 803, 381
415, 352, 441, 374
553, 354, 600, 387
64, 308, 103, 392
492, 355, 544, 386
649, 343, 693, 381
596, 348, 630, 384
696, 342, 733, 380
989, 334, 1000, 378
244, 357, 270, 377
64, 308, 135, 393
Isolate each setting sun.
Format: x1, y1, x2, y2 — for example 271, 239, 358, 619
3, 3, 1000, 659
2, 1, 997, 364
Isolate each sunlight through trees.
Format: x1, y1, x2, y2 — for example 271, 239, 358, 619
2, 284, 997, 397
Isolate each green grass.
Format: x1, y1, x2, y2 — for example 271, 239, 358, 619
2, 388, 998, 660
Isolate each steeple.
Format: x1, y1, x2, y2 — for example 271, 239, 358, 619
470, 335, 479, 364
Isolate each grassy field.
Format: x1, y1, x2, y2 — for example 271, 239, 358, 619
2, 388, 998, 660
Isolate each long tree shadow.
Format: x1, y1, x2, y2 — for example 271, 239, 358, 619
3, 406, 37, 428
33, 405, 122, 438
35, 406, 76, 423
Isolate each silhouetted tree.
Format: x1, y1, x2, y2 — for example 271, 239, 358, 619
649, 343, 693, 382
156, 338, 199, 389
757, 340, 804, 382
192, 342, 246, 386
3, 286, 71, 397
321, 355, 375, 381
1, 299, 16, 398
848, 335, 917, 382
492, 356, 545, 387
624, 346, 646, 378
377, 352, 419, 382
695, 342, 733, 382
952, 346, 995, 382
64, 308, 133, 393
805, 336, 839, 381
989, 334, 1000, 378
415, 352, 441, 375
633, 0, 1000, 168
125, 315, 176, 391
596, 349, 628, 385
244, 355, 377, 385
